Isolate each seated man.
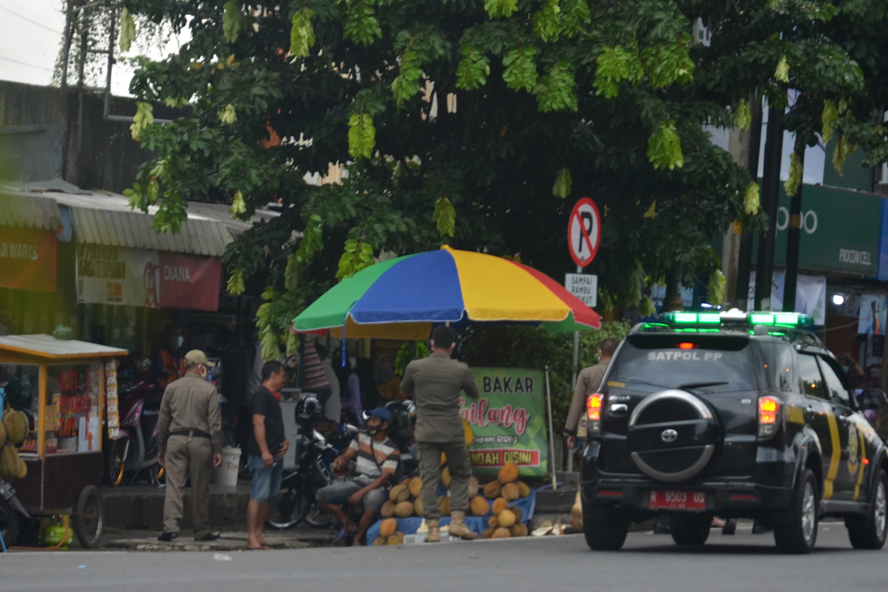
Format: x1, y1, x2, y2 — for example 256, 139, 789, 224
317, 407, 400, 546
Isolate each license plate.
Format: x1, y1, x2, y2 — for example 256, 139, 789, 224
648, 490, 706, 510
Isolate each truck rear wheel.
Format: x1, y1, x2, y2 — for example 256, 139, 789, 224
583, 508, 630, 551
774, 469, 818, 554
846, 469, 888, 550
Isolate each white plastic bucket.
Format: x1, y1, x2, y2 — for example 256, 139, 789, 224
213, 446, 242, 486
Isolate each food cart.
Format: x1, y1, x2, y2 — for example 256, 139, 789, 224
0, 334, 127, 548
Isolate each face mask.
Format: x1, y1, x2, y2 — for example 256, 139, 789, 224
842, 366, 850, 373
363, 427, 378, 436
176, 336, 184, 348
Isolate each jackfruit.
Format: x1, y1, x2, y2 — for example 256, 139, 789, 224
413, 498, 424, 517
497, 509, 516, 528
492, 497, 509, 515
0, 445, 19, 481
387, 531, 404, 545
16, 458, 26, 480
502, 483, 520, 501
409, 477, 423, 498
470, 495, 490, 517
380, 518, 398, 538
498, 462, 519, 484
483, 481, 501, 499
0, 420, 6, 447
511, 506, 524, 523
488, 516, 498, 528
492, 527, 512, 538
394, 501, 414, 518
510, 523, 528, 537
372, 537, 386, 546
3, 410, 28, 445
380, 501, 396, 518
516, 481, 531, 498
389, 484, 409, 503
481, 527, 495, 539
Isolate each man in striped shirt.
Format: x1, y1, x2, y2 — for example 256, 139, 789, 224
316, 407, 400, 545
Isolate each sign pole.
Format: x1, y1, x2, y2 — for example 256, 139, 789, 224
568, 265, 582, 472
545, 365, 557, 490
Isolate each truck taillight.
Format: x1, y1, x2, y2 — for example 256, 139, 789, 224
587, 393, 604, 421
586, 393, 604, 435
758, 396, 780, 438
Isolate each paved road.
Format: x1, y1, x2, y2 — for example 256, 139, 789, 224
2, 523, 885, 592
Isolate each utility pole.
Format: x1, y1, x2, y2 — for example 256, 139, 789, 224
783, 149, 805, 312
662, 264, 684, 312
754, 102, 784, 311
734, 95, 763, 310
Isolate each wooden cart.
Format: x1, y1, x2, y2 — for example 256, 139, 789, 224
0, 335, 127, 548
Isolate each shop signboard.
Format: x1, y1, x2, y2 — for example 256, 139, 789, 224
0, 227, 57, 292
857, 295, 887, 335
76, 245, 222, 311
460, 367, 547, 477
756, 185, 882, 276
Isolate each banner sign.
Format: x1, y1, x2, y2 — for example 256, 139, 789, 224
0, 227, 57, 292
747, 270, 827, 325
460, 368, 547, 477
76, 245, 221, 311
858, 294, 887, 335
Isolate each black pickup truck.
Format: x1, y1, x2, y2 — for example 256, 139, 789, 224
581, 310, 888, 554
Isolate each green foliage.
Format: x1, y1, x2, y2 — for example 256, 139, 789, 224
552, 168, 571, 199
456, 45, 490, 90
821, 99, 838, 144
483, 0, 518, 19
296, 214, 324, 264
733, 99, 751, 130
534, 61, 577, 112
832, 134, 857, 176
229, 190, 247, 216
130, 102, 153, 141
222, 1, 247, 44
395, 341, 429, 377
119, 8, 136, 53
227, 268, 246, 295
290, 7, 316, 58
744, 183, 761, 215
775, 55, 790, 83
284, 254, 301, 292
502, 45, 538, 92
433, 197, 456, 237
348, 113, 376, 159
343, 1, 382, 45
533, 0, 562, 42
647, 120, 684, 170
594, 46, 641, 99
640, 35, 694, 90
218, 104, 237, 125
784, 152, 803, 197
392, 50, 422, 106
337, 239, 376, 280
707, 269, 725, 306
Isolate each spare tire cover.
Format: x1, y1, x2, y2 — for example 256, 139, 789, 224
627, 389, 719, 483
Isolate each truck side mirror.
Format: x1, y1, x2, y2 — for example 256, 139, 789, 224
859, 389, 888, 411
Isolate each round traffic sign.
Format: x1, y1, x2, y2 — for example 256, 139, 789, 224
568, 198, 601, 267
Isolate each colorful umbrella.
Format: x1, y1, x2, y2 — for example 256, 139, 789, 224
292, 246, 600, 339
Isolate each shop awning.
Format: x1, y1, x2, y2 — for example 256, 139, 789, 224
0, 334, 127, 360
0, 190, 60, 231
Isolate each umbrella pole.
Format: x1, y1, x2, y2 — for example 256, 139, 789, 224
545, 365, 557, 490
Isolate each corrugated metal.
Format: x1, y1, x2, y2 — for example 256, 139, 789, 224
0, 191, 60, 231
0, 334, 127, 358
70, 207, 232, 257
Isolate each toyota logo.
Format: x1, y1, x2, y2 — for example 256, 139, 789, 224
661, 429, 678, 443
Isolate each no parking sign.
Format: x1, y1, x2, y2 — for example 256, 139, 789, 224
568, 198, 601, 267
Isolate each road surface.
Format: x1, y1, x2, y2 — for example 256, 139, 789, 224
2, 523, 884, 592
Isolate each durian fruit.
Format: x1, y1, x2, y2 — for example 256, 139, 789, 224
3, 410, 28, 445
0, 444, 20, 481
498, 462, 519, 484
394, 501, 414, 518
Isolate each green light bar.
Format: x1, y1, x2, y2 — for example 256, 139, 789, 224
747, 311, 814, 327
749, 313, 775, 324
698, 313, 721, 324
673, 312, 698, 323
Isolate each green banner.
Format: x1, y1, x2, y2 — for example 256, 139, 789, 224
460, 367, 547, 477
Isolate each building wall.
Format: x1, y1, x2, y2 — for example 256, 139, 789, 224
0, 80, 179, 193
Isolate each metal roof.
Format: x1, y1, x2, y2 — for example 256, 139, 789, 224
0, 334, 127, 360
0, 190, 60, 231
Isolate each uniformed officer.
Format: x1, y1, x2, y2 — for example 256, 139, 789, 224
156, 350, 224, 541
401, 326, 480, 542
563, 338, 618, 450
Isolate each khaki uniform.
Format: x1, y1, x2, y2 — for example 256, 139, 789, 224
156, 373, 223, 537
401, 353, 479, 519
564, 360, 610, 436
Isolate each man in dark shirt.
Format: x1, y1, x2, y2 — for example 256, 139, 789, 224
246, 361, 289, 550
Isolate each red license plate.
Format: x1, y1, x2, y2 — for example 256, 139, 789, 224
648, 490, 706, 510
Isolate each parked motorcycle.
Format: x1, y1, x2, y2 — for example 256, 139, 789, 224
105, 358, 164, 486
0, 476, 30, 547
266, 398, 417, 531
